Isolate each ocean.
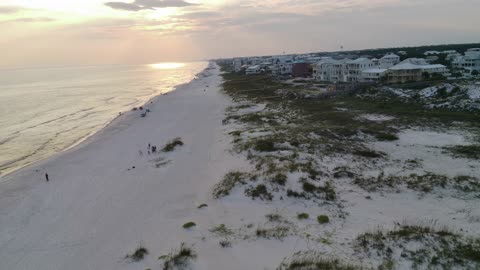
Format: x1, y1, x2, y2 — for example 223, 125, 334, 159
0, 62, 207, 176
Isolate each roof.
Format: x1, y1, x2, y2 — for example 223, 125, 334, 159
400, 58, 429, 65
421, 64, 446, 69
362, 68, 387, 73
389, 63, 423, 70
381, 53, 399, 59
348, 58, 371, 64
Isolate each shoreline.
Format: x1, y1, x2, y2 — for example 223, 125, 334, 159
0, 61, 246, 270
0, 63, 209, 179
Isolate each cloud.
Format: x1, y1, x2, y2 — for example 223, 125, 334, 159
105, 0, 197, 11
105, 2, 145, 11
0, 6, 26, 14
0, 17, 55, 24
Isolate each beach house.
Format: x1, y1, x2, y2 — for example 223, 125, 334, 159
360, 68, 387, 82
379, 53, 401, 69
245, 65, 262, 75
345, 58, 376, 82
452, 48, 480, 71
386, 63, 423, 83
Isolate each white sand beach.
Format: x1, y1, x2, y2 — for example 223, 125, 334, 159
0, 63, 264, 270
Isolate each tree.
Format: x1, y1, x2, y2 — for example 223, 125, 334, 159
472, 70, 479, 76
422, 71, 431, 80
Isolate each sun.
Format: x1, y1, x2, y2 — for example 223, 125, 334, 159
149, 62, 186, 69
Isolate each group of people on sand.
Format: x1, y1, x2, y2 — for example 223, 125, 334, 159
139, 143, 158, 156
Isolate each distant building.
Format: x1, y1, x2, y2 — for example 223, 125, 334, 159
292, 62, 311, 78
312, 58, 349, 82
400, 58, 429, 65
452, 48, 480, 71
345, 58, 376, 82
386, 63, 423, 83
420, 64, 449, 75
360, 69, 387, 82
233, 58, 242, 72
424, 50, 441, 56
379, 53, 401, 69
271, 56, 294, 76
245, 65, 262, 75
442, 50, 457, 54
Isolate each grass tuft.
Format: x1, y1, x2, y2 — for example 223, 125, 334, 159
162, 137, 184, 152
317, 215, 330, 224
278, 251, 365, 270
125, 246, 149, 262
161, 243, 197, 270
297, 213, 309, 220
182, 222, 196, 229
213, 171, 250, 198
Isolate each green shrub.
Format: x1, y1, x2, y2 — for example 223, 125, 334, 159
297, 213, 309, 220
245, 184, 273, 200
302, 182, 316, 193
162, 137, 184, 152
213, 171, 249, 198
354, 150, 383, 158
447, 145, 480, 159
376, 133, 399, 141
272, 173, 287, 185
182, 222, 196, 229
254, 139, 276, 152
160, 243, 197, 270
317, 215, 330, 224
125, 246, 149, 262
209, 224, 233, 236
197, 204, 208, 209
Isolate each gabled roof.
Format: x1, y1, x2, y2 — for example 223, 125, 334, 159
348, 58, 372, 64
381, 53, 399, 59
421, 64, 446, 69
389, 63, 423, 70
362, 68, 387, 73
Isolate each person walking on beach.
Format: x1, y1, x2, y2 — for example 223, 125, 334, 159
45, 173, 49, 182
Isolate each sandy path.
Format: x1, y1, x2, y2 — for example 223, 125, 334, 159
0, 64, 251, 270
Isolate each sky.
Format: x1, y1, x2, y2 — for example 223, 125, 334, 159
0, 0, 479, 67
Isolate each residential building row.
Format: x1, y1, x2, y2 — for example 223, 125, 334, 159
312, 54, 449, 84
230, 47, 480, 83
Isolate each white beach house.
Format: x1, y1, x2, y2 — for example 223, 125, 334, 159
379, 53, 401, 69
360, 68, 387, 82
452, 48, 480, 71
345, 58, 376, 82
245, 65, 262, 75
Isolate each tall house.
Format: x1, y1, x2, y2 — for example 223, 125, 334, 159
379, 53, 400, 69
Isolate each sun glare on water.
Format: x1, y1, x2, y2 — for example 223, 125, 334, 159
149, 63, 186, 70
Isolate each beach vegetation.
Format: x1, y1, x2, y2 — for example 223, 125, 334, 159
354, 149, 384, 158
182, 222, 196, 229
219, 240, 232, 248
245, 184, 273, 200
297, 213, 309, 220
375, 133, 399, 141
277, 252, 365, 270
254, 139, 276, 152
209, 224, 233, 236
162, 137, 184, 152
125, 246, 149, 262
197, 203, 208, 209
355, 220, 480, 269
160, 243, 197, 270
271, 173, 287, 185
256, 225, 290, 239
213, 171, 251, 199
446, 144, 480, 159
317, 215, 330, 224
266, 212, 283, 222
